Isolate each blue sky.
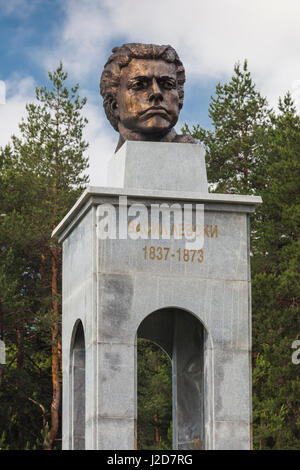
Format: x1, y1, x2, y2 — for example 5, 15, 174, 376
1, 0, 300, 184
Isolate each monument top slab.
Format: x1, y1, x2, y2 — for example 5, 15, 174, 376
52, 184, 262, 242
107, 141, 208, 193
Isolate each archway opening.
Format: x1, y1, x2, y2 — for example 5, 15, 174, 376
70, 321, 86, 450
137, 308, 208, 450
137, 338, 172, 449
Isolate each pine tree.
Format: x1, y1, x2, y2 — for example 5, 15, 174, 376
137, 339, 172, 449
0, 145, 48, 449
183, 60, 271, 194
183, 62, 300, 449
0, 63, 89, 449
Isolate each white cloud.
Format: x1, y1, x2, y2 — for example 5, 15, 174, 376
81, 95, 116, 186
5, 0, 300, 183
31, 0, 300, 182
38, 0, 300, 106
0, 76, 115, 187
0, 76, 36, 148
0, 81, 5, 105
39, 0, 113, 80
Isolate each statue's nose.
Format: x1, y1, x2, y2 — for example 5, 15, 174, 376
149, 78, 163, 102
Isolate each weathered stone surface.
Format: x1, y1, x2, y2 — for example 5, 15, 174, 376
173, 311, 204, 450
214, 420, 251, 450
97, 417, 136, 450
213, 348, 251, 422
97, 342, 136, 418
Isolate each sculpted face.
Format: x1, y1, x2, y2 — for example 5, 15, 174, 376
114, 59, 180, 136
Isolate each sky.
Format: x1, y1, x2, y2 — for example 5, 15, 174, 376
1, 0, 300, 185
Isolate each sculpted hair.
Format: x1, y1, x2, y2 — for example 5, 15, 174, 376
100, 43, 186, 131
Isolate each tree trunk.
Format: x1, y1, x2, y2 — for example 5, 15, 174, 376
16, 326, 24, 448
153, 351, 160, 445
45, 247, 61, 450
0, 304, 4, 387
154, 412, 160, 445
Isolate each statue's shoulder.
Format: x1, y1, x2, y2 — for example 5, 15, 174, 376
173, 134, 197, 144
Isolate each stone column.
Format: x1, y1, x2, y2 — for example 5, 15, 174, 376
172, 311, 205, 450
53, 141, 261, 450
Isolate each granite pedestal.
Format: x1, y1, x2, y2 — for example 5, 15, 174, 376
53, 141, 261, 450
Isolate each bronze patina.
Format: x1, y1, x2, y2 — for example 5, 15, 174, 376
100, 43, 195, 152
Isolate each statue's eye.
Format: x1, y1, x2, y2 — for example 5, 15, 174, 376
131, 80, 148, 90
160, 79, 176, 90
159, 77, 176, 90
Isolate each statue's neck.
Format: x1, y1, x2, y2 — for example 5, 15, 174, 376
115, 124, 177, 153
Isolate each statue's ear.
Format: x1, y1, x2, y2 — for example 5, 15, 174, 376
110, 99, 119, 119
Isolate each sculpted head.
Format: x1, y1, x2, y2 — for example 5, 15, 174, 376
100, 43, 188, 151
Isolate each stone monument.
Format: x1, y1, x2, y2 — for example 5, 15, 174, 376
52, 43, 261, 450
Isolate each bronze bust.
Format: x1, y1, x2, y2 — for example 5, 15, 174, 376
100, 43, 196, 152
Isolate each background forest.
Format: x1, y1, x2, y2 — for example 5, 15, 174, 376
0, 61, 299, 450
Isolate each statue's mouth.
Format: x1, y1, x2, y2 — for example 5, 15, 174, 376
140, 106, 169, 117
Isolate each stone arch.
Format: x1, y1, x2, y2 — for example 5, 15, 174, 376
137, 307, 213, 450
70, 320, 86, 450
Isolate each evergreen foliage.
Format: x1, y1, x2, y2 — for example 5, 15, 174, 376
183, 64, 300, 449
0, 58, 299, 451
251, 93, 300, 449
182, 60, 271, 194
0, 63, 89, 449
137, 339, 172, 450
